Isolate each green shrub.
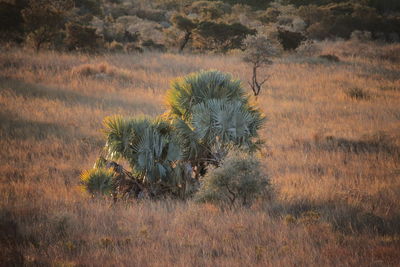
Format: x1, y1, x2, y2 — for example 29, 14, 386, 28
80, 168, 115, 196
195, 150, 268, 207
299, 2, 400, 41
0, 2, 24, 43
193, 21, 256, 53
187, 1, 232, 20
277, 29, 306, 50
65, 22, 103, 52
21, 0, 67, 51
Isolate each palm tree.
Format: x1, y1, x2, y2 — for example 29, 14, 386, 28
166, 70, 265, 161
85, 70, 265, 199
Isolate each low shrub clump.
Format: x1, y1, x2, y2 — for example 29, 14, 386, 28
195, 150, 268, 207
318, 54, 340, 62
70, 62, 131, 81
346, 87, 370, 100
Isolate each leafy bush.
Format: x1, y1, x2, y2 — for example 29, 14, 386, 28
298, 2, 400, 41
296, 40, 321, 57
277, 29, 306, 50
193, 21, 256, 53
0, 2, 24, 43
195, 150, 268, 207
187, 1, 232, 20
65, 22, 103, 52
21, 0, 68, 51
256, 7, 281, 24
80, 168, 115, 196
134, 8, 166, 22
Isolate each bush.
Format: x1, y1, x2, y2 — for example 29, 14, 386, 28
125, 43, 143, 53
21, 0, 67, 51
296, 40, 321, 57
318, 54, 340, 62
187, 1, 232, 20
350, 30, 372, 42
277, 29, 306, 50
134, 8, 166, 22
70, 62, 130, 81
65, 22, 103, 52
299, 2, 400, 41
141, 39, 166, 52
0, 2, 24, 43
108, 40, 124, 52
74, 0, 103, 17
256, 7, 280, 24
193, 21, 256, 53
345, 88, 370, 100
195, 150, 268, 207
80, 168, 115, 196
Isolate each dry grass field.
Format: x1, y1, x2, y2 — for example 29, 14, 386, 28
1, 41, 400, 266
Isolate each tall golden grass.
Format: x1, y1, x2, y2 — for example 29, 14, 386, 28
1, 41, 399, 266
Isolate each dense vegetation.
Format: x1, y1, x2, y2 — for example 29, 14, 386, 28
1, 0, 399, 53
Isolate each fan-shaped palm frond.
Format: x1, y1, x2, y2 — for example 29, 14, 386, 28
191, 99, 265, 147
103, 115, 131, 160
103, 115, 155, 161
166, 70, 246, 119
172, 118, 206, 160
80, 168, 115, 196
103, 116, 182, 184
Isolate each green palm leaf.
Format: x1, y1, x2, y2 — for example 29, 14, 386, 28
166, 70, 246, 119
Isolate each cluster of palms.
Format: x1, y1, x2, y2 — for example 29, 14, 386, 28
81, 70, 265, 199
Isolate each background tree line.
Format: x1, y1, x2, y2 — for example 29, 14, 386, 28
1, 0, 399, 53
